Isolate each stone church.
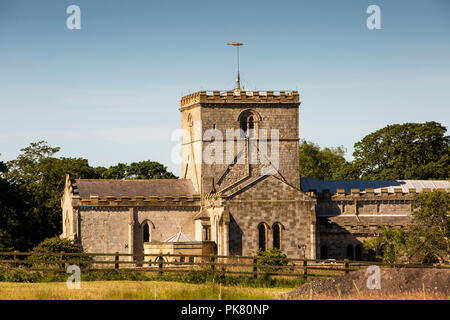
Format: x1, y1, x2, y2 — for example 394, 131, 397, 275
61, 88, 449, 261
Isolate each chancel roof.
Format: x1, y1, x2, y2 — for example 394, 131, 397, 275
71, 179, 198, 198
301, 178, 450, 194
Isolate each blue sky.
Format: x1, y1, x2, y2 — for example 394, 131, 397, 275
1, 0, 449, 176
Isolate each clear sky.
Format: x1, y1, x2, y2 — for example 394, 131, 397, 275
1, 0, 449, 177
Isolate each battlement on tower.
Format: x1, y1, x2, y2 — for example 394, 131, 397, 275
180, 90, 299, 109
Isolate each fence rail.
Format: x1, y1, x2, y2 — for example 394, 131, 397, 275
0, 251, 448, 280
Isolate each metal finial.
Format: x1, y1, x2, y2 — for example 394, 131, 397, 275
227, 42, 244, 89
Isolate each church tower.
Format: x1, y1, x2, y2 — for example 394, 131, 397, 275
179, 89, 301, 196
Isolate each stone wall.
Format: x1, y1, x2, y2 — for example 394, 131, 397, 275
226, 175, 315, 259
315, 190, 415, 260
180, 91, 301, 197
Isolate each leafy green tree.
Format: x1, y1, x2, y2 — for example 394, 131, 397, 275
353, 122, 449, 180
364, 226, 408, 264
255, 248, 288, 272
1, 142, 177, 251
3, 142, 100, 249
0, 160, 28, 251
28, 236, 92, 268
101, 161, 177, 179
364, 190, 449, 264
299, 140, 358, 180
407, 190, 449, 264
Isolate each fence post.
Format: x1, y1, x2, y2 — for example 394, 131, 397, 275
344, 259, 349, 274
210, 255, 215, 272
158, 253, 163, 275
303, 258, 308, 279
13, 251, 18, 268
115, 252, 119, 269
253, 257, 258, 279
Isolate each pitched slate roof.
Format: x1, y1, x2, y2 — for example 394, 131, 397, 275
71, 179, 198, 198
301, 178, 450, 194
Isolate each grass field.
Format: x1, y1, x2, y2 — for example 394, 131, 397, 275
0, 281, 289, 300
0, 280, 446, 300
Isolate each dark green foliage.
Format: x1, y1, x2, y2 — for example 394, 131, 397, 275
27, 237, 92, 268
299, 140, 357, 180
99, 161, 177, 180
364, 190, 449, 264
364, 226, 408, 264
2, 142, 101, 250
0, 141, 177, 251
255, 248, 288, 267
408, 190, 449, 264
353, 122, 449, 180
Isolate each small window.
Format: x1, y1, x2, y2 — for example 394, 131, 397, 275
143, 223, 150, 243
273, 223, 282, 250
258, 223, 268, 251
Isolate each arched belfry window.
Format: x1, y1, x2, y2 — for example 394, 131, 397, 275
272, 222, 283, 250
258, 223, 269, 251
238, 110, 260, 138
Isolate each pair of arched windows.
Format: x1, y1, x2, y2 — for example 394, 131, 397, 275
239, 110, 260, 138
258, 222, 283, 251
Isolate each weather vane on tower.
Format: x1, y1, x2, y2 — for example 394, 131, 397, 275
227, 42, 244, 90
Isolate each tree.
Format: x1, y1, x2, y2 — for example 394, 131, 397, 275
408, 190, 449, 264
353, 122, 449, 180
299, 140, 358, 180
28, 236, 92, 268
0, 160, 28, 251
364, 226, 408, 264
0, 141, 178, 251
100, 161, 177, 180
364, 190, 449, 264
2, 142, 100, 250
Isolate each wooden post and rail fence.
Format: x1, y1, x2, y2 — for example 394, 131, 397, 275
0, 251, 447, 280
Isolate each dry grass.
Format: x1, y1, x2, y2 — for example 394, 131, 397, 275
0, 280, 445, 300
0, 281, 290, 300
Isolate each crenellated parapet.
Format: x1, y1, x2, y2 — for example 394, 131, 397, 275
71, 194, 201, 208
312, 187, 449, 217
180, 90, 300, 109
310, 187, 449, 200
